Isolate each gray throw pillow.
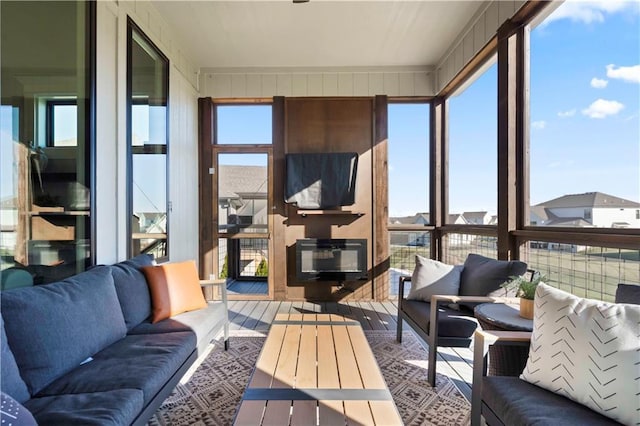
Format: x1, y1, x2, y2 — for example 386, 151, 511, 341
615, 283, 640, 305
406, 255, 462, 302
111, 254, 155, 330
457, 253, 527, 310
1, 266, 127, 395
1, 316, 30, 403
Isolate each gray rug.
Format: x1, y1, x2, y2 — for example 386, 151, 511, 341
148, 330, 471, 425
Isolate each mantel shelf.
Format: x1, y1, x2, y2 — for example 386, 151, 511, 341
29, 211, 90, 217
296, 210, 365, 217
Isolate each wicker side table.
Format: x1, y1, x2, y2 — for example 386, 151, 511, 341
474, 303, 533, 376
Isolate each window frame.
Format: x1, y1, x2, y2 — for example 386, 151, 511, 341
45, 99, 78, 147
126, 18, 170, 262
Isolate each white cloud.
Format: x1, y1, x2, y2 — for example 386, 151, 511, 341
606, 64, 640, 83
582, 99, 624, 118
545, 1, 636, 25
590, 77, 608, 88
557, 109, 577, 118
531, 120, 547, 129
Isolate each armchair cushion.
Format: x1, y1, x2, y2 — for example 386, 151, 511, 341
406, 255, 462, 302
520, 283, 640, 425
458, 254, 527, 310
401, 299, 478, 338
482, 376, 619, 426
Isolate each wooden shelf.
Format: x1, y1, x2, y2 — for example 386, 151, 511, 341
296, 210, 365, 217
29, 211, 90, 217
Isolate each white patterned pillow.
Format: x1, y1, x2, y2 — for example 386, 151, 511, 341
520, 283, 640, 425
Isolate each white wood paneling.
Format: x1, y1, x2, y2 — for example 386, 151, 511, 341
398, 73, 414, 96
292, 75, 308, 96
276, 74, 293, 96
322, 73, 338, 96
435, 0, 528, 93
200, 69, 435, 98
383, 73, 399, 95
168, 68, 199, 263
368, 73, 384, 96
95, 0, 202, 264
231, 74, 247, 97
261, 75, 277, 97
247, 74, 262, 98
338, 74, 354, 96
353, 73, 369, 96
307, 74, 323, 96
95, 1, 119, 265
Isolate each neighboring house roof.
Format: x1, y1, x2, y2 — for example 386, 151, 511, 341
389, 213, 429, 225
529, 205, 550, 222
535, 192, 640, 209
448, 214, 467, 224
219, 165, 268, 200
462, 211, 488, 223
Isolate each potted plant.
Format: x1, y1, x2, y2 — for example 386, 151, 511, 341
501, 273, 547, 319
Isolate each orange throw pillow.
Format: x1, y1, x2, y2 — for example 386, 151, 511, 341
141, 260, 207, 323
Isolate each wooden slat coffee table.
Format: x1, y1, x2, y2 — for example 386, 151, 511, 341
234, 313, 402, 425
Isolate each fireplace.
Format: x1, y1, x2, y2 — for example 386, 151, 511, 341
296, 239, 367, 282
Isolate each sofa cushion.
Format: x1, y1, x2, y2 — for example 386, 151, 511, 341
615, 283, 640, 305
1, 391, 36, 426
458, 254, 527, 310
406, 255, 462, 302
401, 299, 478, 338
1, 316, 30, 403
482, 376, 619, 426
111, 254, 155, 330
0, 266, 127, 395
129, 301, 227, 354
24, 389, 144, 426
520, 283, 640, 425
37, 332, 196, 406
142, 260, 207, 323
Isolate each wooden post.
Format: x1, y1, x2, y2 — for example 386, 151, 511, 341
198, 98, 215, 290
497, 20, 520, 260
430, 98, 445, 261
373, 95, 389, 300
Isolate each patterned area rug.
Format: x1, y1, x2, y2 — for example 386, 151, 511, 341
148, 330, 471, 425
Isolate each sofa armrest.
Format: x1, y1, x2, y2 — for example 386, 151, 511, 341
199, 279, 229, 349
471, 330, 532, 426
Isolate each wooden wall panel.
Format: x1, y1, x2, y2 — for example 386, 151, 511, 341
280, 98, 377, 301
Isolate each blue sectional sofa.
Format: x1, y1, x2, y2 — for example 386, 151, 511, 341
0, 255, 229, 425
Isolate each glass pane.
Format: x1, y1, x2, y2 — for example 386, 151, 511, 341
218, 153, 268, 234
1, 1, 91, 283
219, 237, 269, 296
217, 105, 272, 144
129, 24, 169, 259
447, 59, 497, 224
529, 5, 640, 228
52, 104, 78, 146
388, 103, 429, 223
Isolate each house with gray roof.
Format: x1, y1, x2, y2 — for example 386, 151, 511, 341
531, 192, 640, 228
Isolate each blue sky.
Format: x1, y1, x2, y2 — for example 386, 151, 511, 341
425, 0, 640, 217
